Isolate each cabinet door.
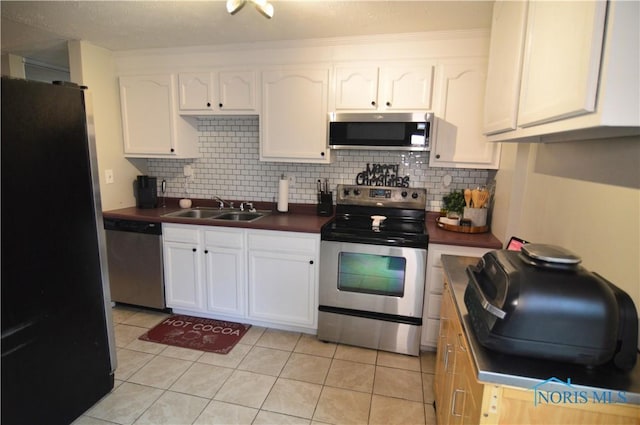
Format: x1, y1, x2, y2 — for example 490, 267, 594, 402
334, 66, 379, 110
430, 62, 500, 169
164, 241, 204, 311
435, 285, 456, 425
518, 1, 607, 127
247, 250, 316, 327
261, 68, 330, 163
483, 0, 528, 135
381, 63, 434, 110
218, 70, 258, 112
203, 228, 245, 317
178, 72, 214, 112
120, 75, 176, 155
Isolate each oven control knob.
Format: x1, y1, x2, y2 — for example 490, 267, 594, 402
354, 189, 361, 195
401, 191, 408, 198
343, 188, 350, 196
412, 192, 419, 199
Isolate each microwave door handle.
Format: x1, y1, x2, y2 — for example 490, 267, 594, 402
465, 266, 507, 319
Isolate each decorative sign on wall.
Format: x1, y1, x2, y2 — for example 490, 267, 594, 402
355, 163, 410, 187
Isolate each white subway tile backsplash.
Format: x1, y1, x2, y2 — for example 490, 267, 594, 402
147, 116, 492, 211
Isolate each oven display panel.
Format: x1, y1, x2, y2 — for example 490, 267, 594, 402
368, 189, 391, 199
337, 252, 405, 297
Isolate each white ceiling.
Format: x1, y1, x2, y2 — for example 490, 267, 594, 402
1, 1, 494, 69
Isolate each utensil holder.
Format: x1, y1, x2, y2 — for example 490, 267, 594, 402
317, 192, 333, 216
463, 207, 487, 227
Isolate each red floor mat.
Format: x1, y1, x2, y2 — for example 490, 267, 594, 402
139, 314, 251, 354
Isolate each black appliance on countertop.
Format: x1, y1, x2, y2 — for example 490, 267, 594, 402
135, 175, 158, 208
464, 244, 638, 371
1, 77, 115, 424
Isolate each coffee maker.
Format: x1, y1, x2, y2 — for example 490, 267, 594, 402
135, 175, 157, 209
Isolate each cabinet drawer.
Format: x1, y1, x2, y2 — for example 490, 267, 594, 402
204, 228, 244, 249
427, 294, 442, 319
430, 269, 444, 294
248, 231, 318, 253
424, 318, 440, 347
431, 252, 444, 268
163, 224, 199, 244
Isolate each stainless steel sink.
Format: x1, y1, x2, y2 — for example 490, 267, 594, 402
211, 212, 266, 222
163, 208, 269, 222
162, 208, 221, 219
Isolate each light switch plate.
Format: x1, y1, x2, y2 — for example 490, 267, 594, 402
105, 169, 114, 184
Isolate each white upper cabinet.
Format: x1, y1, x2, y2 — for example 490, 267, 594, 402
119, 74, 199, 158
261, 67, 330, 163
333, 62, 434, 111
517, 1, 606, 127
178, 70, 258, 114
483, 0, 528, 135
485, 0, 640, 142
430, 61, 501, 169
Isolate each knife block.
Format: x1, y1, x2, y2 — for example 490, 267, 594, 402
317, 192, 333, 216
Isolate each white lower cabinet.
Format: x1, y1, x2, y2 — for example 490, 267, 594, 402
203, 228, 246, 318
247, 230, 319, 329
163, 225, 204, 311
163, 224, 319, 331
164, 224, 244, 317
421, 243, 495, 349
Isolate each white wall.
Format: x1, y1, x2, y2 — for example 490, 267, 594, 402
68, 41, 147, 210
492, 137, 640, 330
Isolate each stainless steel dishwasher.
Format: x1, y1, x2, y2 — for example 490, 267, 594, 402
104, 218, 166, 309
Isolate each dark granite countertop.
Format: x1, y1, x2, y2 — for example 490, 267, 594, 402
442, 254, 640, 405
426, 212, 503, 249
103, 204, 503, 247
102, 199, 333, 234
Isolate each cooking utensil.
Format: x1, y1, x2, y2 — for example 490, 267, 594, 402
471, 189, 480, 208
464, 189, 471, 208
477, 190, 489, 208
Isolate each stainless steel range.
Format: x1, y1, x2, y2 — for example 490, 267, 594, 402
318, 184, 428, 356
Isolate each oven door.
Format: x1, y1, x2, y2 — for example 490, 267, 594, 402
319, 241, 426, 318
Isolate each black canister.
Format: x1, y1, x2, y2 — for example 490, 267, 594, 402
135, 175, 158, 209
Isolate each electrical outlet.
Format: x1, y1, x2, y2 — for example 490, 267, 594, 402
184, 165, 194, 178
288, 175, 296, 187
105, 169, 114, 184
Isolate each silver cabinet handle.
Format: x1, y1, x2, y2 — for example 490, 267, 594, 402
451, 389, 465, 417
457, 333, 467, 352
444, 343, 453, 371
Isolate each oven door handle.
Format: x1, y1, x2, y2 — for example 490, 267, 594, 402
465, 266, 506, 319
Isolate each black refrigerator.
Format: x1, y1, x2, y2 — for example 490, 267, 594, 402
1, 77, 116, 424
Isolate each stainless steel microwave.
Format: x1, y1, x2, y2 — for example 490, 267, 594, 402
328, 112, 433, 151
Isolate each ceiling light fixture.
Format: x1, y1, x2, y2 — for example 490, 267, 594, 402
226, 0, 274, 19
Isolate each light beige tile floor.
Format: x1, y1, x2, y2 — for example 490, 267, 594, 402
75, 305, 438, 425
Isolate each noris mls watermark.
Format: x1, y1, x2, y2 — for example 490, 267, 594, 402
531, 377, 628, 407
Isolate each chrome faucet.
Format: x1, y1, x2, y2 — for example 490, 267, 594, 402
212, 195, 234, 209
